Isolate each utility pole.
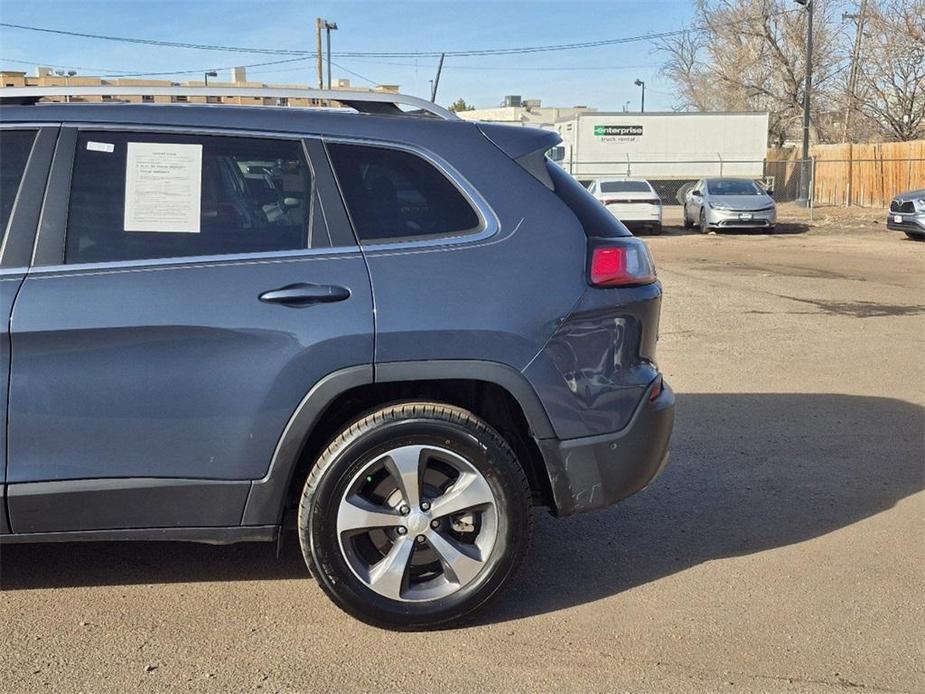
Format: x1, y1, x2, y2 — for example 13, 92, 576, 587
795, 0, 814, 206
841, 0, 868, 142
430, 53, 445, 102
315, 18, 324, 90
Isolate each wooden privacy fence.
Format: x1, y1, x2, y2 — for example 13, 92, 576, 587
765, 140, 925, 208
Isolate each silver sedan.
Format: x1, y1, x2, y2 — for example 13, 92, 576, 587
683, 178, 777, 233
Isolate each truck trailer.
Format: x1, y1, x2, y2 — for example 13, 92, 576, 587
548, 111, 770, 192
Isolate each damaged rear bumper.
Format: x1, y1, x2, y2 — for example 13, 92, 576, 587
538, 378, 675, 516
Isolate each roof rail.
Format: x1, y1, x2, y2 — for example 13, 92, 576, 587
0, 86, 458, 120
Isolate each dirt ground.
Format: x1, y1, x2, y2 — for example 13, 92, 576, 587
1, 219, 923, 693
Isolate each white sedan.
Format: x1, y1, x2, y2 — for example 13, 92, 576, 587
588, 178, 663, 235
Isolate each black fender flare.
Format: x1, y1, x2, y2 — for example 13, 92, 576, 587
241, 360, 554, 526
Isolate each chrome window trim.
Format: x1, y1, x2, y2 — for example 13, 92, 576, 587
0, 126, 41, 256
321, 135, 500, 253
0, 122, 62, 129
299, 137, 319, 248
28, 122, 498, 268
26, 246, 363, 279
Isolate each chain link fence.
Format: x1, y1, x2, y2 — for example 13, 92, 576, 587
559, 156, 925, 208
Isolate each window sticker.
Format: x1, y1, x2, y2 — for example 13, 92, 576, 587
124, 142, 202, 233
86, 141, 115, 153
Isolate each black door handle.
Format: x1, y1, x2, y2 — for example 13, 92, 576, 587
258, 283, 351, 307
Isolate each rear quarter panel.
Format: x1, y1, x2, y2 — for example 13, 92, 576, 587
362, 127, 588, 370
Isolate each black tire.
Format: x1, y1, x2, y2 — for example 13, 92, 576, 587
699, 208, 709, 234
649, 223, 663, 235
767, 225, 776, 234
905, 232, 925, 241
298, 402, 532, 630
683, 209, 693, 228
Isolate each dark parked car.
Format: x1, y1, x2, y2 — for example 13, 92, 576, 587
0, 87, 674, 629
887, 189, 925, 240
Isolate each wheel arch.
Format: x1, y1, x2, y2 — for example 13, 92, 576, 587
241, 361, 555, 526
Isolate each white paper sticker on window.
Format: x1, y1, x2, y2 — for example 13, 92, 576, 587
124, 142, 202, 233
86, 141, 115, 153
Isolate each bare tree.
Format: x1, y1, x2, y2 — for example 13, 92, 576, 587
661, 0, 925, 143
855, 0, 925, 141
657, 30, 718, 112
659, 0, 846, 145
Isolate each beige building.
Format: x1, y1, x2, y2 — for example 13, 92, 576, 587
0, 65, 399, 106
457, 95, 596, 128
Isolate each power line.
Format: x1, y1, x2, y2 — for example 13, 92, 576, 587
0, 55, 308, 77
328, 60, 378, 87
1, 53, 662, 78
340, 57, 663, 72
0, 8, 802, 81
0, 56, 132, 73
102, 57, 307, 77
0, 21, 688, 57
0, 22, 308, 55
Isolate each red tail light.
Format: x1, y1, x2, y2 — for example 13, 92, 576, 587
589, 239, 657, 287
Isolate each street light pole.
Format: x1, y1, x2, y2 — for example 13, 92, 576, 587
634, 78, 646, 112
204, 70, 217, 86
56, 69, 76, 103
795, 0, 814, 206
324, 21, 338, 90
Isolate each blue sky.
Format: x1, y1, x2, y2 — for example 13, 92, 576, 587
0, 0, 696, 111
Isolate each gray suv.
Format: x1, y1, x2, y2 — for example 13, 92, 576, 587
0, 88, 674, 629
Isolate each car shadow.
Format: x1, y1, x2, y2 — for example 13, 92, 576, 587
2, 394, 922, 624
482, 393, 923, 623
661, 223, 811, 237
0, 528, 311, 589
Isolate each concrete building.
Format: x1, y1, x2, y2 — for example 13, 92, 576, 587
457, 94, 596, 128
0, 66, 399, 106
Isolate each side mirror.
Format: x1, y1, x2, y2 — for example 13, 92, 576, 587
691, 190, 701, 197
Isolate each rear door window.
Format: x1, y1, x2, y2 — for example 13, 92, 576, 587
326, 142, 481, 243
66, 132, 313, 264
0, 129, 37, 238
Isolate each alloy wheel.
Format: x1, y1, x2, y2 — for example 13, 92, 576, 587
336, 445, 499, 602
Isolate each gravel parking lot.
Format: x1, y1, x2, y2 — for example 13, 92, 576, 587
1, 218, 922, 693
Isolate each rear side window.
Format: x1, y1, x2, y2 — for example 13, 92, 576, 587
545, 161, 630, 238
600, 181, 651, 194
0, 129, 36, 236
327, 142, 480, 242
66, 132, 312, 264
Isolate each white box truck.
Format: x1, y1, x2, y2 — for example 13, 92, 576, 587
548, 111, 770, 186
